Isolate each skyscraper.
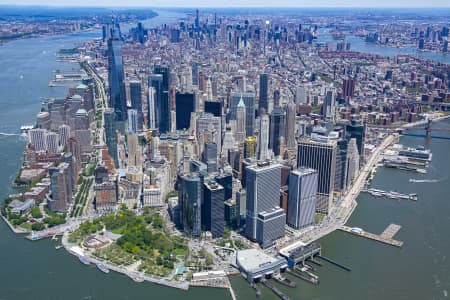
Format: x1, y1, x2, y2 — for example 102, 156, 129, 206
345, 120, 365, 165
147, 86, 156, 129
127, 109, 138, 134
287, 168, 317, 229
59, 124, 71, 148
245, 162, 284, 245
129, 80, 143, 129
107, 35, 127, 123
230, 92, 255, 137
179, 173, 202, 238
259, 73, 269, 113
154, 66, 171, 133
45, 131, 59, 153
342, 77, 355, 100
297, 138, 337, 214
285, 100, 297, 149
175, 92, 196, 130
203, 142, 218, 174
104, 108, 119, 168
148, 74, 163, 131
202, 181, 225, 238
28, 128, 46, 151
259, 114, 270, 160
235, 96, 246, 143
269, 107, 286, 157
48, 163, 72, 212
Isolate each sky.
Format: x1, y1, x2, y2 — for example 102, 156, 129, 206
0, 0, 450, 7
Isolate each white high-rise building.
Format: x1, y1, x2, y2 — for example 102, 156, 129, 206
127, 109, 138, 134
147, 87, 156, 129
235, 96, 246, 143
45, 131, 59, 153
58, 124, 71, 147
258, 114, 270, 160
29, 128, 46, 151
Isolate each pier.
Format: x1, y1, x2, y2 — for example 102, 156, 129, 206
260, 279, 290, 300
315, 255, 351, 272
362, 188, 418, 201
339, 224, 404, 248
285, 268, 319, 285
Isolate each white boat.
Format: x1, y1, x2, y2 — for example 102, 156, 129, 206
96, 263, 110, 274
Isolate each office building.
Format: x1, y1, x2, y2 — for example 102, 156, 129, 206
202, 181, 225, 238
176, 92, 196, 130
245, 162, 282, 243
297, 138, 337, 213
154, 66, 171, 133
104, 108, 119, 168
256, 207, 286, 248
127, 109, 138, 134
230, 93, 255, 137
287, 168, 317, 229
259, 73, 269, 113
345, 120, 365, 164
129, 80, 143, 129
203, 142, 218, 173
269, 107, 286, 157
235, 96, 246, 143
179, 173, 202, 237
259, 114, 270, 160
285, 100, 297, 149
107, 35, 127, 122
148, 74, 163, 131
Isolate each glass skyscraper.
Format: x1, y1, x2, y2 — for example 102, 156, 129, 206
107, 35, 127, 123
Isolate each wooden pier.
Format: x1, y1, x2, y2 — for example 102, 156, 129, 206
339, 224, 404, 248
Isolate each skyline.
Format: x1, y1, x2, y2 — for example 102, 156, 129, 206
1, 0, 450, 8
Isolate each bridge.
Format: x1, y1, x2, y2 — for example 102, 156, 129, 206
368, 118, 450, 140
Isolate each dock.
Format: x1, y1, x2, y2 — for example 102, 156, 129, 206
362, 188, 418, 201
260, 279, 290, 300
340, 224, 403, 248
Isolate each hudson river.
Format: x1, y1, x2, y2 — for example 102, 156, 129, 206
1, 10, 450, 300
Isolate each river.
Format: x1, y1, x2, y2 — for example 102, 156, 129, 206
1, 9, 450, 300
317, 28, 450, 64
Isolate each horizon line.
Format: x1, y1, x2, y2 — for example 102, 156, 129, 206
1, 4, 450, 8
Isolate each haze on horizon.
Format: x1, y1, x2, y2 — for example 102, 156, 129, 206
1, 0, 450, 7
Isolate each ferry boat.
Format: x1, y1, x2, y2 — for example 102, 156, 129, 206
96, 263, 110, 274
398, 146, 432, 162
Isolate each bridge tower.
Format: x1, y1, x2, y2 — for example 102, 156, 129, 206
425, 119, 432, 139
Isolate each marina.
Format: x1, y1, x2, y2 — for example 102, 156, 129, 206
339, 224, 404, 248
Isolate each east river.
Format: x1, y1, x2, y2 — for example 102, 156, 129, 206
1, 10, 450, 300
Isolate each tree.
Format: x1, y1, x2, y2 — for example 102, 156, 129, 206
30, 207, 42, 219
31, 222, 45, 231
